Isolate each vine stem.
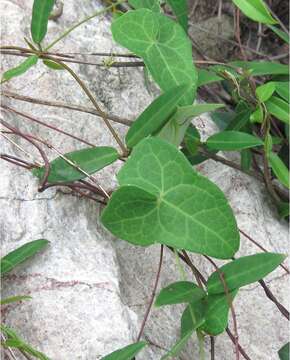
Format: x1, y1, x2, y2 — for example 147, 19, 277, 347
136, 245, 164, 341
44, 0, 127, 51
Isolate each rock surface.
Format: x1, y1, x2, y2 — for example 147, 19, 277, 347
0, 1, 288, 360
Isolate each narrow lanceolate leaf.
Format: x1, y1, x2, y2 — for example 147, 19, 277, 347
231, 61, 289, 76
126, 84, 190, 148
101, 138, 240, 259
278, 342, 289, 360
166, 0, 188, 32
200, 290, 238, 335
43, 59, 64, 70
268, 25, 290, 44
256, 82, 276, 102
269, 152, 290, 189
207, 253, 287, 295
180, 300, 205, 337
197, 69, 223, 87
231, 0, 277, 24
33, 146, 118, 183
274, 82, 289, 102
101, 341, 147, 360
111, 9, 197, 106
1, 295, 32, 305
31, 0, 55, 44
1, 239, 49, 276
161, 331, 194, 360
1, 55, 38, 82
265, 96, 290, 124
184, 125, 201, 156
128, 0, 160, 12
206, 131, 263, 151
155, 281, 206, 307
241, 149, 252, 171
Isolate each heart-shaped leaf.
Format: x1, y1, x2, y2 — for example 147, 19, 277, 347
101, 138, 239, 259
111, 9, 197, 106
2, 55, 38, 82
128, 0, 160, 12
33, 146, 118, 183
207, 253, 286, 295
232, 0, 277, 24
206, 131, 263, 151
155, 281, 206, 307
126, 84, 190, 148
31, 0, 55, 44
101, 341, 147, 360
166, 0, 188, 32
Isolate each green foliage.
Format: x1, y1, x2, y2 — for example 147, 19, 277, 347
268, 25, 290, 44
231, 61, 289, 76
111, 9, 197, 106
101, 137, 240, 259
1, 295, 32, 305
274, 82, 289, 102
161, 330, 194, 359
126, 84, 190, 148
231, 0, 277, 24
101, 341, 147, 360
128, 0, 160, 12
1, 239, 49, 276
256, 82, 276, 102
1, 55, 38, 82
265, 96, 290, 124
155, 281, 206, 307
31, 0, 55, 44
33, 146, 119, 183
197, 69, 223, 87
206, 131, 263, 151
180, 301, 205, 336
42, 59, 64, 70
278, 342, 289, 360
207, 253, 286, 295
166, 0, 188, 32
268, 152, 290, 189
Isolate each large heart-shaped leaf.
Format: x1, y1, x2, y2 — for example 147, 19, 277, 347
101, 341, 147, 360
207, 253, 286, 295
111, 9, 197, 106
126, 84, 190, 148
31, 0, 55, 44
33, 146, 119, 183
155, 281, 206, 307
101, 138, 240, 259
232, 0, 277, 24
128, 0, 160, 12
166, 0, 188, 32
206, 131, 263, 151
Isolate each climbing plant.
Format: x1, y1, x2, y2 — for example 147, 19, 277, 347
1, 0, 289, 359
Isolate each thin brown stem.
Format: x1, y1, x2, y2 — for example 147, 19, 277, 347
210, 336, 215, 360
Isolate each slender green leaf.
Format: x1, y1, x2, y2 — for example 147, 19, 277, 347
43, 59, 64, 70
1, 55, 38, 82
226, 109, 251, 130
200, 290, 238, 335
101, 138, 240, 259
126, 84, 190, 148
269, 152, 290, 188
197, 69, 223, 87
31, 0, 55, 44
275, 82, 289, 102
206, 131, 263, 151
128, 0, 160, 12
265, 96, 290, 124
207, 253, 287, 295
101, 341, 147, 360
155, 281, 206, 307
211, 111, 236, 131
1, 239, 49, 276
33, 146, 119, 183
278, 342, 289, 360
161, 331, 194, 359
231, 0, 277, 24
241, 149, 252, 171
180, 300, 205, 337
268, 25, 290, 44
184, 125, 201, 156
1, 295, 32, 305
256, 82, 276, 102
111, 9, 197, 106
166, 0, 188, 32
231, 61, 289, 76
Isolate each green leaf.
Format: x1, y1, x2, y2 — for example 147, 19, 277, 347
278, 202, 290, 219
197, 69, 223, 87
184, 125, 201, 156
101, 138, 240, 259
211, 111, 236, 131
155, 281, 206, 307
126, 84, 190, 148
241, 149, 252, 171
111, 9, 197, 106
278, 342, 289, 360
268, 152, 290, 188
265, 96, 290, 124
1, 239, 49, 276
101, 341, 147, 360
166, 0, 188, 32
1, 55, 38, 82
33, 146, 118, 183
206, 131, 263, 151
226, 109, 251, 130
31, 0, 55, 44
231, 0, 277, 24
1, 295, 32, 305
180, 300, 205, 337
200, 290, 238, 335
250, 106, 264, 124
161, 331, 194, 360
43, 59, 64, 70
256, 82, 276, 102
275, 82, 289, 102
268, 25, 290, 44
128, 0, 160, 12
181, 148, 208, 166
231, 61, 289, 76
207, 253, 286, 295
